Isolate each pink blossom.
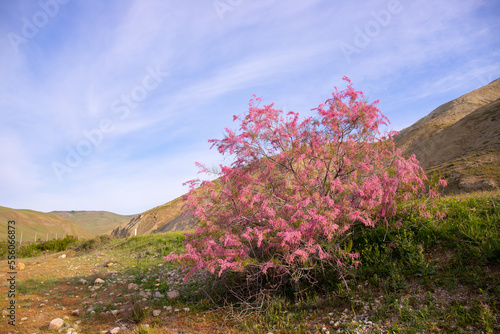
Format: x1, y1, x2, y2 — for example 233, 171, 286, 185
163, 77, 444, 281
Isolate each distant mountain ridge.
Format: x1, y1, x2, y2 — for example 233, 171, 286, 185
51, 210, 134, 236
0, 206, 94, 241
113, 78, 500, 237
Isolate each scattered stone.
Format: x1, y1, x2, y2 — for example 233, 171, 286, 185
48, 318, 65, 331
20, 317, 28, 321
154, 291, 164, 298
105, 262, 114, 267
109, 327, 120, 334
94, 278, 105, 284
111, 310, 119, 316
16, 263, 26, 270
128, 283, 139, 291
79, 279, 88, 285
59, 254, 67, 259
183, 307, 190, 312
66, 328, 77, 334
153, 310, 161, 317
63, 316, 70, 321
141, 324, 150, 329
2, 310, 8, 317
167, 290, 180, 300
71, 309, 80, 316
164, 306, 173, 311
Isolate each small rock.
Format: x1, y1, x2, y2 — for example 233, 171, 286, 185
167, 290, 180, 300
183, 308, 190, 312
63, 316, 69, 321
105, 262, 114, 267
109, 327, 120, 334
128, 283, 139, 291
48, 318, 65, 330
66, 328, 76, 334
79, 279, 88, 285
111, 310, 119, 316
59, 254, 67, 258
16, 263, 26, 270
71, 309, 80, 316
154, 291, 164, 298
94, 278, 105, 284
153, 310, 161, 317
2, 310, 9, 317
20, 317, 28, 321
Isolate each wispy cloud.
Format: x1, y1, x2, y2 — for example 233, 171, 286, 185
1, 0, 499, 214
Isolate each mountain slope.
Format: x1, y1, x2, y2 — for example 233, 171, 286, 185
0, 206, 94, 241
394, 78, 500, 192
111, 196, 195, 237
51, 211, 135, 236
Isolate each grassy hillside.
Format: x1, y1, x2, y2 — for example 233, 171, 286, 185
0, 206, 93, 241
51, 210, 135, 236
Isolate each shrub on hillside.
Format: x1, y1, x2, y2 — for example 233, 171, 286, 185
71, 234, 112, 252
15, 235, 79, 258
165, 78, 446, 299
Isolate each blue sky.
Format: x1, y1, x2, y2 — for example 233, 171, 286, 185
1, 0, 499, 215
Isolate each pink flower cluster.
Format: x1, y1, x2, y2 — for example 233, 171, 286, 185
164, 78, 445, 280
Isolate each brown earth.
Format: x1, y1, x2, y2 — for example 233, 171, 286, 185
0, 253, 237, 334
111, 196, 195, 238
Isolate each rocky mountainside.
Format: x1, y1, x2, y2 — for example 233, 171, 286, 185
113, 78, 500, 237
111, 196, 194, 237
394, 78, 500, 193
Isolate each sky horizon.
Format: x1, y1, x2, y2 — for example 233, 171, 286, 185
1, 0, 499, 215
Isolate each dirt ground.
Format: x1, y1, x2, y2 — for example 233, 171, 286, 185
0, 252, 236, 334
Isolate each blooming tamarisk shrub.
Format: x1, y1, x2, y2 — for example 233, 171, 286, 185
165, 77, 446, 288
